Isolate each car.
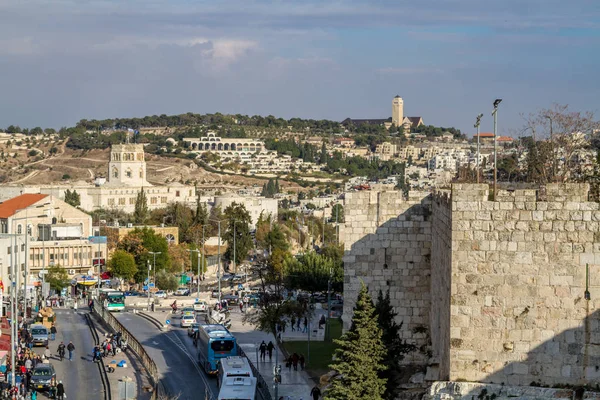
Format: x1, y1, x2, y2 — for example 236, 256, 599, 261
30, 363, 56, 391
211, 289, 222, 299
180, 314, 196, 328
232, 274, 246, 282
220, 274, 235, 282
175, 287, 190, 296
193, 300, 208, 312
187, 322, 200, 336
29, 324, 49, 347
222, 294, 239, 306
154, 291, 167, 298
182, 307, 195, 317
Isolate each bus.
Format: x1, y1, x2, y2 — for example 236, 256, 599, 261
217, 356, 256, 400
99, 289, 125, 312
197, 324, 238, 375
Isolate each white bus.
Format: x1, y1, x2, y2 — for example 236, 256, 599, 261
217, 356, 257, 400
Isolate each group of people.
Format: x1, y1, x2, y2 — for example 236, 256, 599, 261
285, 352, 305, 372
92, 333, 122, 362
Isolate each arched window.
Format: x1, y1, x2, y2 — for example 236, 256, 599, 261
52, 217, 57, 225
126, 168, 132, 178
113, 167, 119, 178
17, 224, 22, 234
139, 169, 144, 178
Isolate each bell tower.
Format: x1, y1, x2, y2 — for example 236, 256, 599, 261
392, 95, 404, 126
107, 144, 149, 186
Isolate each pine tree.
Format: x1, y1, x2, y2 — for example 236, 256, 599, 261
326, 284, 387, 400
266, 179, 276, 197
64, 189, 80, 207
375, 290, 418, 400
194, 193, 208, 225
274, 179, 280, 194
261, 183, 268, 197
320, 142, 329, 165
133, 188, 149, 224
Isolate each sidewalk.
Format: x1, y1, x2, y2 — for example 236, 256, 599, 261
227, 311, 316, 400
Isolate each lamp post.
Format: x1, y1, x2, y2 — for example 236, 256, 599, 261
545, 115, 556, 181
187, 249, 199, 292
233, 220, 236, 276
474, 113, 483, 183
200, 224, 205, 296
209, 219, 226, 304
492, 99, 502, 200
148, 251, 161, 290
146, 260, 151, 310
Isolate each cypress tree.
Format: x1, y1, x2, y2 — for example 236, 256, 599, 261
133, 188, 149, 224
326, 283, 387, 400
375, 290, 418, 400
266, 179, 276, 197
274, 178, 280, 194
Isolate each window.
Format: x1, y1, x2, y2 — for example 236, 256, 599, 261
139, 169, 144, 178
129, 198, 135, 205
119, 198, 126, 205
161, 197, 167, 204
113, 168, 118, 178
21, 244, 25, 251
17, 225, 22, 234
49, 254, 54, 261
94, 251, 103, 258
176, 191, 180, 197
30, 255, 33, 261
7, 247, 11, 255
150, 197, 157, 205
108, 198, 115, 206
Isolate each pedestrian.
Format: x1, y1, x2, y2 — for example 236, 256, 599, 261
299, 354, 305, 370
67, 341, 75, 361
296, 317, 301, 331
319, 315, 326, 329
56, 380, 65, 400
310, 385, 322, 400
239, 300, 244, 313
88, 299, 94, 312
106, 341, 112, 357
259, 341, 267, 361
291, 316, 296, 332
292, 353, 299, 371
267, 341, 274, 361
50, 324, 57, 341
43, 346, 51, 361
286, 356, 292, 371
303, 317, 308, 333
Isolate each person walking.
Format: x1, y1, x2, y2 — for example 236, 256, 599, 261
291, 316, 296, 332
299, 354, 305, 371
56, 380, 65, 400
310, 385, 322, 400
259, 341, 267, 361
292, 353, 299, 371
50, 324, 57, 341
57, 342, 66, 361
67, 341, 75, 361
296, 317, 301, 331
43, 346, 51, 361
267, 341, 274, 361
239, 300, 244, 313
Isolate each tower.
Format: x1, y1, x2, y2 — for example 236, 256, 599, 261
107, 144, 149, 186
392, 95, 404, 126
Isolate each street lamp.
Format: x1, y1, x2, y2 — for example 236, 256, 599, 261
148, 252, 161, 287
146, 260, 151, 310
492, 99, 502, 200
186, 248, 199, 292
474, 113, 483, 183
209, 218, 227, 304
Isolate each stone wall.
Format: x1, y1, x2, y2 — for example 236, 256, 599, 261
343, 183, 600, 390
343, 190, 432, 365
447, 183, 600, 387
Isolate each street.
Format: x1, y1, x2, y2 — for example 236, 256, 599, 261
114, 312, 219, 400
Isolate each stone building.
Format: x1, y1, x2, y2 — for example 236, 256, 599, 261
343, 183, 600, 395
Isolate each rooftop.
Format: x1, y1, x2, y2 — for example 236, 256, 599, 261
0, 194, 48, 218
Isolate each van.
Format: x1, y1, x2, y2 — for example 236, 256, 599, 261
29, 324, 49, 347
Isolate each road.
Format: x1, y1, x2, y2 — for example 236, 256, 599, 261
114, 312, 219, 400
31, 308, 103, 399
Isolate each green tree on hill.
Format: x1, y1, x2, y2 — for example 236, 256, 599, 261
326, 283, 387, 400
223, 202, 253, 269
64, 189, 81, 207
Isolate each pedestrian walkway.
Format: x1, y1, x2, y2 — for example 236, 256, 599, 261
227, 311, 315, 400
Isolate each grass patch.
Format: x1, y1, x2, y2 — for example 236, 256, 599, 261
281, 318, 343, 380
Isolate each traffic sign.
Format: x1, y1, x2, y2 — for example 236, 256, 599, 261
144, 278, 149, 284
149, 283, 155, 288
143, 285, 148, 291
165, 319, 170, 325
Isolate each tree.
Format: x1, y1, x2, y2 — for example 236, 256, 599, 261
320, 142, 329, 165
46, 265, 70, 293
134, 188, 149, 224
375, 290, 418, 400
326, 283, 387, 400
265, 224, 289, 254
117, 227, 171, 282
285, 251, 342, 293
155, 270, 179, 291
223, 202, 253, 270
64, 189, 81, 207
194, 194, 208, 225
331, 204, 345, 223
108, 250, 138, 281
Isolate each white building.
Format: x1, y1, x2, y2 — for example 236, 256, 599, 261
213, 195, 278, 227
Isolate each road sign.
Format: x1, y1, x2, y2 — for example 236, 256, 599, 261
149, 283, 155, 288
143, 285, 148, 291
165, 319, 170, 325
89, 236, 107, 244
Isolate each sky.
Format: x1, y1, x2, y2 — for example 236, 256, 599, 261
0, 0, 599, 136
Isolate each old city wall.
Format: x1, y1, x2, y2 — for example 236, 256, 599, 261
344, 183, 600, 394
343, 190, 432, 366
446, 183, 600, 388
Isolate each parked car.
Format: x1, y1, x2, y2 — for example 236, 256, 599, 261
232, 274, 246, 282
193, 300, 208, 312
211, 289, 222, 299
220, 274, 234, 282
181, 314, 196, 328
154, 291, 167, 298
175, 287, 190, 296
30, 363, 56, 391
187, 323, 200, 336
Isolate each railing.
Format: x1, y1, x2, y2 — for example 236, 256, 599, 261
238, 346, 273, 400
93, 302, 163, 398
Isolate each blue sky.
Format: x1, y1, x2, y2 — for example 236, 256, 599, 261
0, 0, 599, 136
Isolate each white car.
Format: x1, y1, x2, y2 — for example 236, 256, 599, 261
193, 300, 208, 312
154, 291, 167, 298
180, 314, 196, 328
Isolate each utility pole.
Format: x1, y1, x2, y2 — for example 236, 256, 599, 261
199, 223, 205, 296
233, 220, 236, 276
148, 252, 161, 288
327, 267, 333, 341
545, 115, 556, 181
492, 99, 502, 200
474, 113, 483, 183
10, 233, 16, 388
146, 260, 151, 310
335, 205, 339, 245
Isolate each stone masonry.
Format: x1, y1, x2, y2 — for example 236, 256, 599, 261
343, 183, 600, 390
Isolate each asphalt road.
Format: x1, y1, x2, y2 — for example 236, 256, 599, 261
114, 312, 219, 400
31, 308, 103, 399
